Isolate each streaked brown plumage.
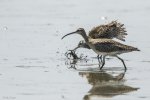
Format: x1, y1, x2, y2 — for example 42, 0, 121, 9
89, 21, 127, 41
62, 28, 140, 71
89, 39, 138, 54
73, 20, 127, 52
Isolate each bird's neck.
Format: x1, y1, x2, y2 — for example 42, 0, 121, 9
81, 32, 89, 43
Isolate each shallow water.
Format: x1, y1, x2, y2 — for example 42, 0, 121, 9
0, 0, 150, 100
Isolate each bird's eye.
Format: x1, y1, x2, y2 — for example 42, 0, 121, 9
77, 28, 83, 31
80, 40, 84, 43
77, 30, 80, 31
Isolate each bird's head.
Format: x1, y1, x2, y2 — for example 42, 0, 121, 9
61, 28, 86, 39
78, 40, 85, 48
71, 40, 85, 51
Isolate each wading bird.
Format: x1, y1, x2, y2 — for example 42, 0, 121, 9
62, 28, 140, 71
68, 21, 127, 59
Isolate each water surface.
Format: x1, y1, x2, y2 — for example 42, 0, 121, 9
0, 0, 150, 100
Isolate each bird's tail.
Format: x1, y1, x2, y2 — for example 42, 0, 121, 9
135, 48, 140, 51
127, 46, 140, 52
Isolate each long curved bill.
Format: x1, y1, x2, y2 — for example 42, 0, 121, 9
73, 46, 79, 51
61, 31, 77, 39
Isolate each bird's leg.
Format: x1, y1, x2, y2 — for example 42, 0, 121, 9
99, 55, 102, 63
97, 55, 102, 63
99, 56, 106, 70
115, 56, 127, 71
97, 55, 100, 62
98, 55, 101, 67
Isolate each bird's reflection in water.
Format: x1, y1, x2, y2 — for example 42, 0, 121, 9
65, 58, 139, 99
79, 71, 139, 99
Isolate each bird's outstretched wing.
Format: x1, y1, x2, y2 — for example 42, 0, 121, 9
88, 21, 127, 41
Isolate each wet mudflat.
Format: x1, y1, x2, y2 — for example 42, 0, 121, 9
0, 0, 150, 100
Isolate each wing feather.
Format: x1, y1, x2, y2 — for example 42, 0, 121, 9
88, 21, 127, 41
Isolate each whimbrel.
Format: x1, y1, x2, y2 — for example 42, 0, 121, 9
62, 28, 140, 71
69, 21, 127, 59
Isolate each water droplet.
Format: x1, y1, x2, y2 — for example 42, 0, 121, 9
56, 30, 59, 33
3, 26, 8, 30
101, 16, 108, 20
